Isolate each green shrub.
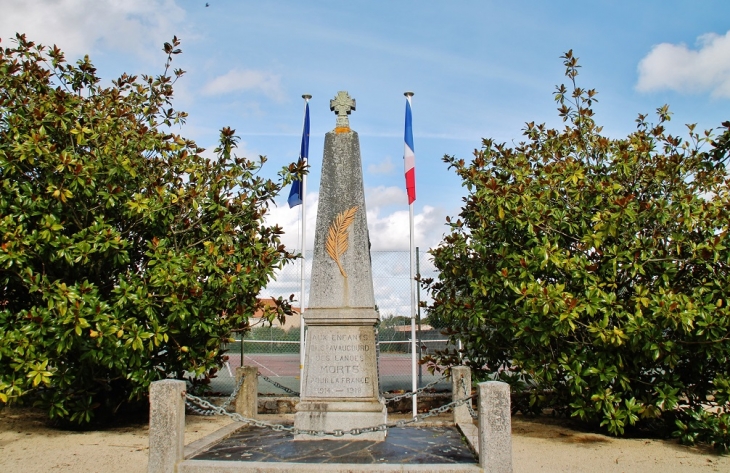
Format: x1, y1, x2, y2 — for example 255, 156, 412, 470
0, 35, 300, 424
424, 51, 730, 452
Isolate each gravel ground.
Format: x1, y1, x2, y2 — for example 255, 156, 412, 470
0, 407, 727, 472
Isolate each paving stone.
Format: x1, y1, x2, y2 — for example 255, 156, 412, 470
191, 425, 477, 465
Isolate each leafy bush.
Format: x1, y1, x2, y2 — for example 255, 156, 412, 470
424, 51, 730, 451
0, 35, 301, 424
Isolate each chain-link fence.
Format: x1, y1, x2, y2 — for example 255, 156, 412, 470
207, 249, 454, 397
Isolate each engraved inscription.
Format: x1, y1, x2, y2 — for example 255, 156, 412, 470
304, 327, 376, 398
488, 390, 510, 433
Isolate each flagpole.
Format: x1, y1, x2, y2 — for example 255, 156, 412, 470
404, 91, 417, 418
299, 94, 311, 394
409, 201, 417, 417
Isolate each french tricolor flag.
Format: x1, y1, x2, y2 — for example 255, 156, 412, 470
403, 95, 416, 204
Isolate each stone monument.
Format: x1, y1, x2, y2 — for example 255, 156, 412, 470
294, 91, 387, 441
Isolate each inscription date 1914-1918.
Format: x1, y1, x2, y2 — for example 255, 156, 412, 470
313, 386, 364, 396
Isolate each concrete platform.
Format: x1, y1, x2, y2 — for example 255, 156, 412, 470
178, 423, 482, 473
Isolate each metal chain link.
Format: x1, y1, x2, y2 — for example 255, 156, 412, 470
460, 377, 478, 419
258, 373, 300, 396
467, 400, 478, 419
186, 397, 222, 416
384, 374, 448, 404
184, 390, 476, 437
185, 371, 246, 416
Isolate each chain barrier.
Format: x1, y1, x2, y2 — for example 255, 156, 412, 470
185, 371, 246, 416
467, 399, 478, 420
383, 374, 448, 404
258, 372, 300, 396
460, 377, 478, 419
184, 390, 476, 437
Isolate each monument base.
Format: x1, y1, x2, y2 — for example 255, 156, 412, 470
294, 399, 387, 441
295, 320, 385, 441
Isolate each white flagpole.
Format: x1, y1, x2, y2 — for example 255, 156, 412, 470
409, 202, 417, 417
299, 94, 311, 394
404, 91, 417, 418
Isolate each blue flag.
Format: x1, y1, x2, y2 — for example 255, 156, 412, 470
288, 102, 310, 208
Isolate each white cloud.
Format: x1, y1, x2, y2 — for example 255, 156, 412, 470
263, 192, 445, 314
202, 69, 285, 102
367, 156, 396, 175
0, 0, 185, 59
265, 191, 319, 252
362, 187, 450, 251
266, 187, 448, 253
365, 186, 407, 209
636, 30, 730, 98
367, 205, 449, 251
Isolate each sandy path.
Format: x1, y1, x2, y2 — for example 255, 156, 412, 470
510, 416, 727, 472
0, 407, 727, 472
0, 407, 229, 473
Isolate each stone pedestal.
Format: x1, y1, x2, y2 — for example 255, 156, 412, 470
478, 381, 512, 473
296, 319, 385, 440
148, 379, 186, 473
294, 92, 386, 441
234, 366, 258, 418
452, 366, 473, 425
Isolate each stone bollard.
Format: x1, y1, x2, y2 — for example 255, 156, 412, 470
148, 379, 186, 473
477, 381, 512, 473
452, 366, 473, 425
235, 366, 258, 418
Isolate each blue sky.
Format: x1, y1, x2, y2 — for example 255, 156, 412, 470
2, 0, 729, 311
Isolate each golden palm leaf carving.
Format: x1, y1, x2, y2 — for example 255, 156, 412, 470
326, 205, 358, 278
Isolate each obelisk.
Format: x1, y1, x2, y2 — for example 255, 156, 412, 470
294, 91, 386, 441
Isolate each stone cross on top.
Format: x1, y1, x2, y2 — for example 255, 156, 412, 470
330, 91, 356, 130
